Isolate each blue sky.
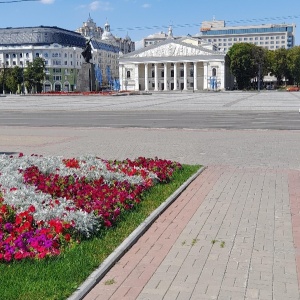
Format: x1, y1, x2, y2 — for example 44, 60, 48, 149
0, 0, 299, 45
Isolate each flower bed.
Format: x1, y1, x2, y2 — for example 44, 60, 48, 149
0, 154, 181, 262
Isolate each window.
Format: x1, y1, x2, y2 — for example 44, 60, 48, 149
161, 71, 164, 77
171, 70, 174, 77
12, 54, 16, 58
151, 70, 154, 78
212, 68, 216, 76
5, 54, 9, 58
126, 70, 131, 78
180, 70, 184, 77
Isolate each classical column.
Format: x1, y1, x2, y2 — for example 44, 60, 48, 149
173, 63, 178, 90
219, 62, 225, 90
193, 62, 198, 91
154, 63, 158, 91
164, 63, 168, 91
183, 62, 188, 90
134, 64, 139, 91
203, 62, 208, 90
145, 63, 149, 91
119, 65, 124, 90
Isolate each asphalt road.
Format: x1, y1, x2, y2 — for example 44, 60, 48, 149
0, 110, 300, 130
0, 91, 300, 130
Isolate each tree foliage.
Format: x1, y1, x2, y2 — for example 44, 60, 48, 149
226, 43, 268, 90
5, 66, 23, 94
287, 46, 300, 86
268, 48, 290, 85
24, 57, 45, 93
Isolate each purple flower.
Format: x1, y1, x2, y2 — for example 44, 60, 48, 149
4, 223, 13, 233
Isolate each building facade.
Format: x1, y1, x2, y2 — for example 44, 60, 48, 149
0, 26, 120, 92
199, 20, 295, 53
143, 26, 175, 47
76, 16, 135, 54
119, 37, 228, 92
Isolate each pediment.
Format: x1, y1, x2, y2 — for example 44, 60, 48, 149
132, 42, 211, 58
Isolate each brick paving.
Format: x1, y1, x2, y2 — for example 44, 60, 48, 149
82, 166, 300, 300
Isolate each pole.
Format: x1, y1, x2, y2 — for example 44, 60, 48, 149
258, 63, 261, 92
2, 63, 5, 94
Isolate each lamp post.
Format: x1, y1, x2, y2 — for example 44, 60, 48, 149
22, 63, 25, 94
2, 63, 6, 95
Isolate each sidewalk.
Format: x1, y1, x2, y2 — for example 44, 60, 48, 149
82, 165, 300, 300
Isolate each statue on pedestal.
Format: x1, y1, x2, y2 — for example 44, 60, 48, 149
76, 38, 96, 92
81, 38, 92, 63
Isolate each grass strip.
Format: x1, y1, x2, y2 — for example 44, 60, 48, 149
0, 164, 200, 300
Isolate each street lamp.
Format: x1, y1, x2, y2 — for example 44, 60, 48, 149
2, 63, 6, 95
22, 63, 25, 94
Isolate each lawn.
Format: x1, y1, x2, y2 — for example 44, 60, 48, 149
0, 153, 200, 300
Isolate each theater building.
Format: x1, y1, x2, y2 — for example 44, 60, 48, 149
119, 36, 228, 92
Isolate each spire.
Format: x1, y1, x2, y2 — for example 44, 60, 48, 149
167, 25, 174, 39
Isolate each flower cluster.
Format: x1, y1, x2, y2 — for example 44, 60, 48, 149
0, 154, 181, 262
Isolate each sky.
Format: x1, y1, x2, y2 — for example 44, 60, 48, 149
0, 0, 299, 47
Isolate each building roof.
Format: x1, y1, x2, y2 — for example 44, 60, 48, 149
91, 39, 119, 53
0, 26, 86, 48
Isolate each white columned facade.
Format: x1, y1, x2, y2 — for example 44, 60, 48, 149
154, 63, 158, 91
173, 63, 178, 90
219, 62, 225, 90
164, 63, 168, 91
119, 65, 124, 90
193, 62, 198, 91
183, 62, 188, 90
134, 64, 139, 91
145, 63, 149, 91
203, 62, 208, 90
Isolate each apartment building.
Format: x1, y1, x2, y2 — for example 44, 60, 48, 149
0, 25, 119, 92
199, 20, 295, 53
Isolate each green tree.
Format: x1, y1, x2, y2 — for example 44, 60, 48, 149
227, 43, 269, 90
268, 48, 289, 86
287, 46, 300, 86
5, 66, 23, 93
24, 57, 45, 93
227, 43, 257, 89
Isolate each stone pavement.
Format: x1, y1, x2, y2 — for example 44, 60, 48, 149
82, 165, 300, 300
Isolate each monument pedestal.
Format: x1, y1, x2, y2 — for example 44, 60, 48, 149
76, 63, 96, 92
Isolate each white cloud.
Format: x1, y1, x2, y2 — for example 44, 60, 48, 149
88, 1, 113, 11
40, 0, 55, 4
142, 3, 151, 8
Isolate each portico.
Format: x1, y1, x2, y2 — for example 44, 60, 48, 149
119, 37, 227, 92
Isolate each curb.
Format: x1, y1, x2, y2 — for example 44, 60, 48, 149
67, 166, 206, 300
